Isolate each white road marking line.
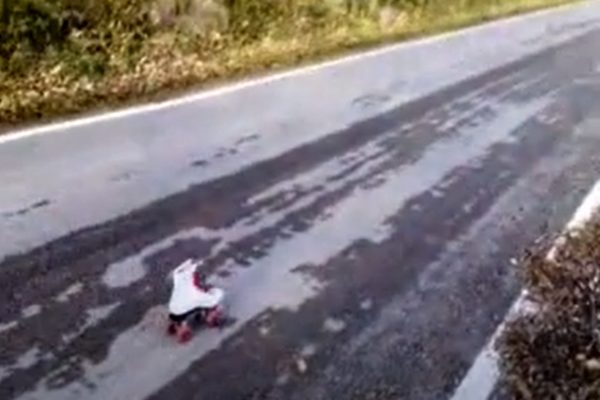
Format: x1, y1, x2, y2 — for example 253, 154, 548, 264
450, 294, 525, 400
451, 179, 600, 400
567, 179, 600, 231
0, 2, 582, 145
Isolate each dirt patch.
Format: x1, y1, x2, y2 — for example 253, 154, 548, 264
499, 215, 600, 398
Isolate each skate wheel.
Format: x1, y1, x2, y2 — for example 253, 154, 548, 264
177, 325, 193, 343
206, 309, 223, 327
167, 323, 177, 336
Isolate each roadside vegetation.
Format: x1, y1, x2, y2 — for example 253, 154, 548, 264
500, 216, 600, 398
0, 0, 579, 126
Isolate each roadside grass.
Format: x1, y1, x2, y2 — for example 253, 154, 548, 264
0, 0, 580, 128
499, 215, 600, 398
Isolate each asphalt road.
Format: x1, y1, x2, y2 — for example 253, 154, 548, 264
3, 3, 600, 400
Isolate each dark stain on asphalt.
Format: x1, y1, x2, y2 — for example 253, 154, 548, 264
235, 133, 260, 146
352, 93, 392, 109
2, 199, 51, 219
148, 105, 600, 400
157, 130, 600, 400
191, 159, 209, 168
110, 171, 137, 182
153, 46, 600, 399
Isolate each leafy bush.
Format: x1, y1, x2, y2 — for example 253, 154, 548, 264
0, 0, 577, 124
0, 0, 485, 65
0, 0, 153, 73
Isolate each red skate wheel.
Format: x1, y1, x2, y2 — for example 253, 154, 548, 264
205, 309, 223, 327
177, 325, 193, 343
